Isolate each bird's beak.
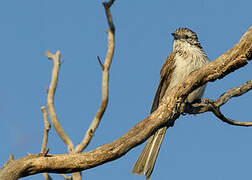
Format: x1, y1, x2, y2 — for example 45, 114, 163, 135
171, 33, 178, 40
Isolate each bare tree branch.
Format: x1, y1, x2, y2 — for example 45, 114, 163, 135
42, 173, 53, 180
47, 51, 77, 179
186, 79, 252, 126
40, 1, 117, 179
215, 79, 252, 107
2, 154, 14, 169
97, 56, 104, 70
40, 106, 51, 153
46, 50, 74, 152
0, 26, 251, 180
74, 0, 116, 153
61, 174, 73, 180
103, 0, 115, 33
72, 172, 81, 180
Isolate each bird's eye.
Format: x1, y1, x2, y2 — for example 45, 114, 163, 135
185, 35, 189, 39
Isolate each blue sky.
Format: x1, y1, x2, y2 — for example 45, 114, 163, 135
0, 0, 251, 180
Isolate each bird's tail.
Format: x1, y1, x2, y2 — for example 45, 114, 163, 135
132, 126, 167, 180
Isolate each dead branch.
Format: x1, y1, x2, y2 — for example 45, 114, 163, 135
40, 106, 51, 153
0, 26, 251, 180
74, 0, 116, 153
42, 173, 53, 180
186, 79, 252, 126
39, 1, 116, 179
61, 174, 73, 180
72, 172, 81, 180
46, 51, 79, 179
46, 50, 74, 152
103, 0, 115, 33
2, 154, 13, 169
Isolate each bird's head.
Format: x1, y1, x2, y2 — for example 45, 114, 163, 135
171, 28, 202, 49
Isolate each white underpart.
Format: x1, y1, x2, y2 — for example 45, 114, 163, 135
169, 40, 209, 102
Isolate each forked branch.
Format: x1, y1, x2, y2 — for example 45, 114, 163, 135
74, 0, 116, 153
186, 79, 252, 126
46, 50, 74, 152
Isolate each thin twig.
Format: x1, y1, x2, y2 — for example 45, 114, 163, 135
72, 172, 81, 180
75, 0, 116, 153
42, 148, 50, 157
209, 100, 252, 126
46, 50, 74, 152
42, 173, 53, 180
61, 174, 73, 180
2, 154, 14, 169
40, 106, 51, 153
103, 0, 115, 33
97, 56, 104, 70
215, 79, 252, 107
186, 79, 252, 126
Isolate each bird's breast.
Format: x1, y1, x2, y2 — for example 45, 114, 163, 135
168, 50, 208, 102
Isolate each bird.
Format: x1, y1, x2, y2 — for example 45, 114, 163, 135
132, 28, 209, 180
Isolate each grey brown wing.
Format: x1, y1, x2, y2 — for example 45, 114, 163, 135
150, 52, 176, 113
132, 52, 176, 179
150, 77, 165, 113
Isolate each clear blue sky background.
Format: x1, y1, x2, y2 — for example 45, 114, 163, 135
0, 0, 251, 179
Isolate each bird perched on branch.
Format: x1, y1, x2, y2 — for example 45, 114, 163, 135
132, 28, 209, 179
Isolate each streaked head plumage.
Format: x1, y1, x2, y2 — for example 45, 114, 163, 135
171, 28, 202, 48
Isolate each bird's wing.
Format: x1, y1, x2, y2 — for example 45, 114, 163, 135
150, 52, 176, 113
